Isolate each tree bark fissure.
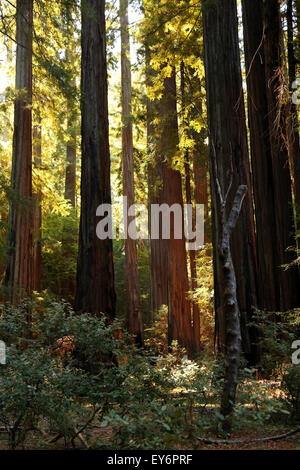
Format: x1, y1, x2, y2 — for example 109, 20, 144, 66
203, 0, 259, 363
75, 0, 116, 318
32, 121, 42, 293
5, 0, 33, 304
120, 0, 144, 346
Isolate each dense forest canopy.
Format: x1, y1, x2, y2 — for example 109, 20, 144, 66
0, 0, 299, 451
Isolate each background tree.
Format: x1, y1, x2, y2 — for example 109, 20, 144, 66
262, 0, 300, 310
32, 117, 42, 292
120, 0, 144, 345
202, 0, 259, 363
5, 0, 34, 304
157, 68, 193, 354
286, 0, 300, 225
75, 0, 116, 318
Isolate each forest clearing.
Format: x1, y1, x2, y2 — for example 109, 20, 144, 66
0, 0, 300, 455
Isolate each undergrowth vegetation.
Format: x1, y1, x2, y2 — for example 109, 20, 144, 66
0, 299, 299, 450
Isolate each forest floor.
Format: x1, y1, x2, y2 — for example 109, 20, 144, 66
0, 423, 299, 450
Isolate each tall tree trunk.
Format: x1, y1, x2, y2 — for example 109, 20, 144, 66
65, 117, 76, 208
262, 0, 300, 310
185, 157, 201, 354
146, 48, 168, 320
287, 0, 300, 223
61, 107, 77, 302
5, 0, 33, 304
159, 69, 193, 355
75, 0, 116, 318
120, 0, 144, 346
203, 0, 259, 364
242, 0, 279, 311
181, 63, 201, 354
218, 185, 246, 435
182, 69, 210, 245
64, 48, 77, 209
32, 122, 42, 292
193, 156, 209, 245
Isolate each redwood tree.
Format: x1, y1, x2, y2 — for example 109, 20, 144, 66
146, 48, 168, 320
242, 0, 300, 312
181, 63, 201, 353
203, 0, 259, 363
5, 0, 33, 303
242, 0, 279, 310
65, 114, 77, 208
287, 0, 300, 223
62, 98, 77, 302
159, 68, 193, 355
32, 122, 42, 293
75, 0, 116, 318
262, 0, 300, 310
120, 0, 144, 345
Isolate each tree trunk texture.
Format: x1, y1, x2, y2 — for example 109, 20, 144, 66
64, 49, 77, 208
181, 63, 201, 354
182, 68, 210, 246
120, 0, 144, 346
203, 0, 259, 364
32, 122, 42, 292
287, 0, 300, 224
62, 71, 77, 302
146, 47, 168, 320
75, 0, 116, 318
5, 0, 33, 304
193, 156, 209, 245
219, 185, 247, 435
64, 116, 77, 208
242, 0, 279, 311
159, 68, 193, 355
262, 0, 300, 310
61, 124, 76, 302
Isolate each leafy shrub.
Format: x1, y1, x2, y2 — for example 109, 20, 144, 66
0, 299, 226, 449
102, 355, 220, 449
234, 368, 291, 428
144, 305, 168, 355
188, 246, 214, 351
250, 309, 300, 377
0, 299, 297, 450
281, 365, 300, 422
0, 300, 133, 449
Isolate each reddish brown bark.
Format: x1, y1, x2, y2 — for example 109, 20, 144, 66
185, 155, 201, 354
287, 0, 300, 222
61, 112, 77, 302
193, 158, 209, 255
181, 63, 201, 354
75, 0, 116, 318
203, 0, 259, 363
242, 0, 279, 311
159, 69, 193, 355
262, 0, 300, 310
146, 49, 168, 320
65, 116, 76, 208
32, 123, 42, 293
5, 0, 33, 303
120, 0, 144, 346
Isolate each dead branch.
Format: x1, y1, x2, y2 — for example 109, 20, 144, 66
197, 427, 300, 445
